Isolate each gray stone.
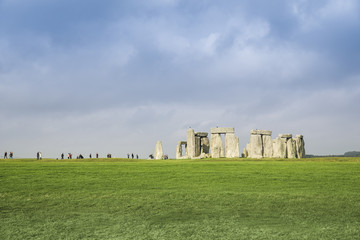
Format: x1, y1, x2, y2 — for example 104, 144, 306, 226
195, 137, 201, 157
210, 127, 235, 134
287, 139, 297, 159
225, 133, 240, 158
279, 134, 292, 139
295, 135, 305, 158
250, 130, 272, 136
249, 134, 263, 158
187, 128, 196, 158
195, 132, 208, 137
273, 137, 287, 158
210, 133, 223, 158
154, 141, 163, 159
201, 137, 210, 155
262, 135, 273, 158
176, 141, 187, 159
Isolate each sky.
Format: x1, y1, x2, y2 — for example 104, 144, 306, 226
1, 0, 360, 158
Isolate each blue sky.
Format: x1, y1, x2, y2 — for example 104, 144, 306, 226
1, 0, 360, 158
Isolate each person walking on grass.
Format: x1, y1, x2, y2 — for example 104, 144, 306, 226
4, 152, 7, 159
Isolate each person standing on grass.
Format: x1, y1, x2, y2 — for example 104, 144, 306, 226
131, 153, 134, 159
61, 153, 64, 159
39, 152, 42, 160
89, 153, 92, 159
96, 153, 98, 158
4, 152, 7, 159
136, 154, 139, 159
9, 152, 13, 159
36, 152, 39, 160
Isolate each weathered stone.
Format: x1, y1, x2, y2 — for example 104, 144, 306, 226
295, 135, 305, 158
287, 139, 297, 159
249, 134, 263, 158
201, 137, 210, 154
225, 133, 240, 158
262, 135, 273, 157
187, 128, 196, 158
195, 132, 208, 137
195, 137, 201, 157
154, 141, 163, 159
273, 137, 287, 158
210, 133, 223, 158
279, 134, 292, 139
250, 130, 272, 136
210, 127, 234, 134
176, 141, 187, 159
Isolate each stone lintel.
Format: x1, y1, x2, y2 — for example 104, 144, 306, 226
279, 134, 292, 138
210, 127, 235, 134
195, 132, 208, 137
250, 130, 272, 136
178, 141, 187, 145
296, 135, 303, 138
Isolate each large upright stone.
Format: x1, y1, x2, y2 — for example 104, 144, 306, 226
210, 133, 223, 158
176, 141, 187, 159
201, 137, 210, 155
225, 133, 240, 158
287, 139, 297, 159
295, 135, 305, 158
154, 141, 163, 159
187, 128, 196, 158
262, 135, 273, 158
249, 134, 263, 158
273, 137, 287, 158
195, 137, 201, 157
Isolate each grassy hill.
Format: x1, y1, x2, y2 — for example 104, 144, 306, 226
1, 158, 360, 239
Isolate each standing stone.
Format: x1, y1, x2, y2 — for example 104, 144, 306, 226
187, 128, 196, 158
295, 135, 305, 158
225, 133, 240, 158
287, 139, 297, 159
249, 134, 263, 158
195, 137, 201, 157
273, 137, 287, 158
154, 141, 163, 159
201, 137, 210, 155
210, 133, 223, 158
176, 141, 187, 159
262, 135, 273, 158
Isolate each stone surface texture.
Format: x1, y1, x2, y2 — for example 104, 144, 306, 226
154, 141, 163, 159
225, 133, 240, 158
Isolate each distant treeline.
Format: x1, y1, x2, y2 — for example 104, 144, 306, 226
306, 151, 360, 158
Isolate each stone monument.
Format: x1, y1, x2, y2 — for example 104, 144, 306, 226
154, 141, 163, 159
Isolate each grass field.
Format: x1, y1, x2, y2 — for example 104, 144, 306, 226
1, 158, 360, 239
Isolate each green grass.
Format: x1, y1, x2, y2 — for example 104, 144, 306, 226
1, 158, 360, 239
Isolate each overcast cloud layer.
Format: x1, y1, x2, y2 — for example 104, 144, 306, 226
1, 0, 360, 158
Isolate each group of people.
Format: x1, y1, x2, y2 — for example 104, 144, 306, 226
3, 152, 14, 159
127, 153, 139, 159
36, 152, 42, 160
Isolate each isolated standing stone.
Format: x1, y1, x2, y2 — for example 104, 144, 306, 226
154, 141, 163, 160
